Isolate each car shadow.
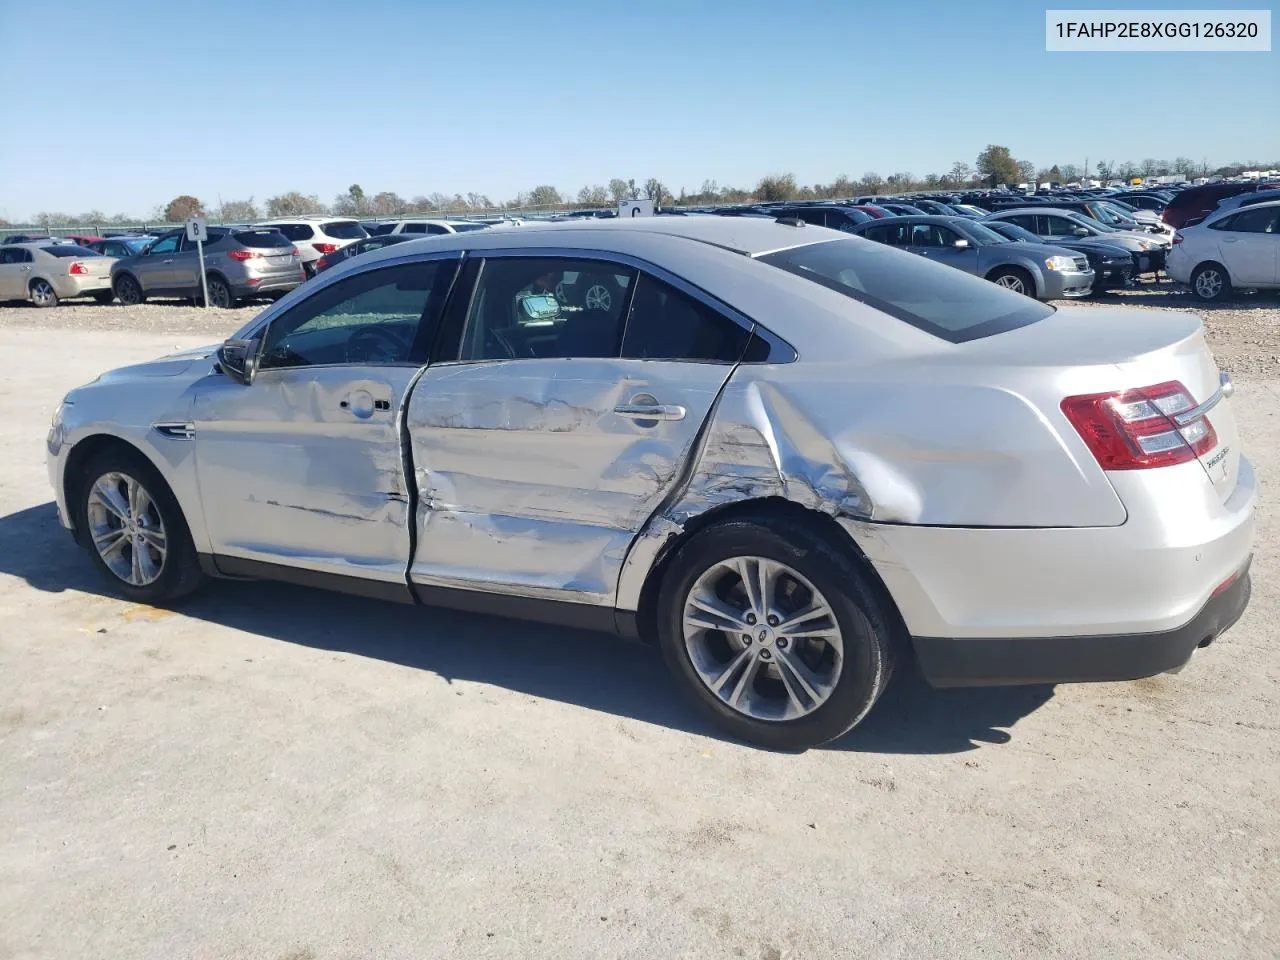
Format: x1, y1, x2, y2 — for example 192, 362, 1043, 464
1087, 286, 1279, 309
0, 501, 1054, 755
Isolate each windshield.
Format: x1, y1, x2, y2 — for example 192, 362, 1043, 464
760, 238, 1053, 344
1069, 213, 1115, 233
450, 223, 489, 232
990, 222, 1042, 243
960, 221, 1009, 244
1085, 204, 1126, 225
1107, 199, 1138, 213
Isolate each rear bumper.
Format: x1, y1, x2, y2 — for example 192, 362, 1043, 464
914, 558, 1251, 687
52, 275, 112, 297
232, 272, 304, 297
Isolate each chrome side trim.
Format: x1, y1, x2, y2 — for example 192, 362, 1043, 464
153, 421, 195, 440
1173, 384, 1225, 427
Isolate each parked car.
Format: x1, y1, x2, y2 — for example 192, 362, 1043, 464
45, 216, 1254, 749
878, 203, 928, 216
0, 242, 114, 306
907, 200, 962, 216
359, 220, 398, 236
1118, 194, 1170, 212
1214, 188, 1280, 215
314, 233, 416, 273
983, 219, 1134, 291
846, 215, 1093, 298
111, 227, 304, 308
387, 219, 491, 237
86, 236, 154, 259
852, 204, 895, 219
1163, 182, 1277, 229
2, 234, 58, 245
1166, 201, 1280, 301
766, 205, 872, 230
64, 234, 104, 247
982, 208, 1168, 274
258, 216, 368, 276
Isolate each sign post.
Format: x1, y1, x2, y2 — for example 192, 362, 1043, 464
185, 216, 210, 308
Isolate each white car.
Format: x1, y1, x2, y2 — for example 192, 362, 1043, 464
258, 216, 368, 276
387, 219, 491, 237
1167, 200, 1280, 301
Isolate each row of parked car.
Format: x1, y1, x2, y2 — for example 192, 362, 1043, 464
2, 178, 1276, 308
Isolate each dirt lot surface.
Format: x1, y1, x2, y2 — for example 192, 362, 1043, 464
1, 287, 1278, 959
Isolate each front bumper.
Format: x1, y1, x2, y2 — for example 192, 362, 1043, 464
1043, 268, 1094, 298
913, 559, 1251, 687
1092, 257, 1134, 289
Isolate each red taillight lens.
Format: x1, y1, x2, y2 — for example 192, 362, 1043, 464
226, 249, 259, 261
313, 242, 338, 254
290, 246, 300, 257
315, 256, 329, 270
69, 262, 89, 275
1172, 232, 1184, 245
1061, 380, 1217, 470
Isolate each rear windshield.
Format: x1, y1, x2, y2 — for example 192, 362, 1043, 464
232, 228, 293, 249
275, 224, 314, 241
450, 222, 488, 232
760, 238, 1053, 343
323, 220, 367, 240
42, 245, 100, 258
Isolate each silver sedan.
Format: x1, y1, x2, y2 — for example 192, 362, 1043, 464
45, 217, 1255, 749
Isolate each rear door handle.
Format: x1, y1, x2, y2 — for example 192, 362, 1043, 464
162, 258, 174, 263
614, 403, 686, 422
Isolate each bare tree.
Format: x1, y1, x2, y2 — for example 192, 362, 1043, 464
371, 192, 405, 216
528, 185, 563, 206
949, 161, 972, 186
265, 192, 326, 217
756, 173, 797, 202
218, 197, 259, 221
859, 171, 885, 193
1140, 158, 1158, 177
608, 179, 630, 202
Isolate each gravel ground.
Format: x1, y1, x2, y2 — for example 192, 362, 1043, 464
1, 293, 1278, 958
4, 279, 1279, 378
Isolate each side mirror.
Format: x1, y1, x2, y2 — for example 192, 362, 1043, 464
217, 337, 261, 385
1073, 227, 1090, 237
953, 238, 971, 249
140, 244, 153, 255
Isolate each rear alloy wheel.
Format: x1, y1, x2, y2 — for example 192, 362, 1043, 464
114, 274, 145, 306
74, 450, 204, 604
988, 267, 1033, 297
1191, 263, 1231, 302
29, 278, 58, 308
207, 277, 234, 309
657, 513, 895, 750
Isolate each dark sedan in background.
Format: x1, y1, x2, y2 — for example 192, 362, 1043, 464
982, 220, 1133, 292
314, 233, 417, 273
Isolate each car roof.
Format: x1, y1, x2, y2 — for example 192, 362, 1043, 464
260, 215, 353, 223
1203, 198, 1280, 222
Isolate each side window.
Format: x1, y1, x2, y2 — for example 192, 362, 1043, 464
835, 215, 861, 234
426, 224, 449, 235
0, 248, 19, 265
1226, 207, 1279, 233
620, 274, 750, 363
862, 225, 891, 244
277, 224, 313, 241
909, 223, 941, 247
935, 226, 963, 247
179, 229, 226, 252
1043, 216, 1073, 236
457, 257, 636, 362
149, 235, 179, 255
260, 261, 456, 370
402, 223, 427, 234
1007, 215, 1036, 231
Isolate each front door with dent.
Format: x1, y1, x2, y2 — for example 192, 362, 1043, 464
192, 256, 458, 582
406, 255, 755, 606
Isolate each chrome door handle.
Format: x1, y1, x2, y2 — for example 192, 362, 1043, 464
614, 403, 686, 422
1222, 238, 1238, 243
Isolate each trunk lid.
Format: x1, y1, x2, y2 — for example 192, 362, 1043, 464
963, 305, 1240, 502
74, 256, 115, 279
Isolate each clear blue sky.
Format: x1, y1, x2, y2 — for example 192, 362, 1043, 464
0, 0, 1275, 219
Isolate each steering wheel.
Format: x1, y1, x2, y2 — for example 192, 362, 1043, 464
346, 324, 410, 363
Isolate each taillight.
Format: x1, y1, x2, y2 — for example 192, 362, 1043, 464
68, 262, 89, 275
1172, 232, 1184, 245
1061, 380, 1216, 470
226, 249, 260, 261
290, 246, 300, 257
313, 242, 338, 254
315, 257, 330, 270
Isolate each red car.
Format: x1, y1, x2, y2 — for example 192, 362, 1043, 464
1162, 183, 1278, 229
64, 234, 105, 247
853, 204, 894, 219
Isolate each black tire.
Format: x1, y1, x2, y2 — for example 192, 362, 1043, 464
206, 276, 235, 309
987, 266, 1036, 298
92, 290, 115, 305
29, 278, 59, 308
71, 447, 204, 604
655, 511, 896, 750
1191, 262, 1231, 302
114, 274, 145, 306
302, 260, 317, 279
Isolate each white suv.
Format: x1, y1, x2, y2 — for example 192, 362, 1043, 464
259, 216, 368, 276
387, 219, 490, 237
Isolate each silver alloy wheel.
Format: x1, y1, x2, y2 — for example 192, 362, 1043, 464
994, 273, 1026, 293
584, 284, 612, 311
30, 279, 56, 306
1195, 268, 1223, 299
85, 471, 167, 586
682, 556, 844, 722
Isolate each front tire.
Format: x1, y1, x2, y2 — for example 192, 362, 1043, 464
987, 267, 1035, 298
1191, 262, 1231, 302
73, 448, 204, 604
114, 274, 145, 306
656, 512, 896, 750
29, 278, 58, 308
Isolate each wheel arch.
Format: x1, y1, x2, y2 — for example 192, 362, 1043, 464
63, 433, 169, 545
631, 496, 910, 656
985, 262, 1040, 297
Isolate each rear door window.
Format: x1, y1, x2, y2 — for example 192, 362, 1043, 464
322, 221, 368, 240
400, 223, 428, 234
1219, 207, 1280, 233
620, 274, 751, 363
761, 238, 1052, 343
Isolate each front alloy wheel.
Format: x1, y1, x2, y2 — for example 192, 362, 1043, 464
1192, 264, 1228, 302
682, 557, 843, 721
86, 471, 167, 586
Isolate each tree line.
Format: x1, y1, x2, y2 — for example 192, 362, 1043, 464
8, 148, 1278, 227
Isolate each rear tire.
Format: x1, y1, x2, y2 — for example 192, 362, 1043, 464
206, 276, 235, 309
29, 278, 58, 308
92, 290, 115, 304
656, 511, 896, 750
72, 448, 204, 604
114, 274, 145, 306
987, 266, 1035, 298
1191, 262, 1231, 302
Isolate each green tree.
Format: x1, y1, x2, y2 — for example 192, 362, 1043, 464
1016, 160, 1036, 183
755, 173, 797, 201
975, 145, 1021, 186
643, 178, 671, 206
948, 161, 972, 186
164, 195, 204, 221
